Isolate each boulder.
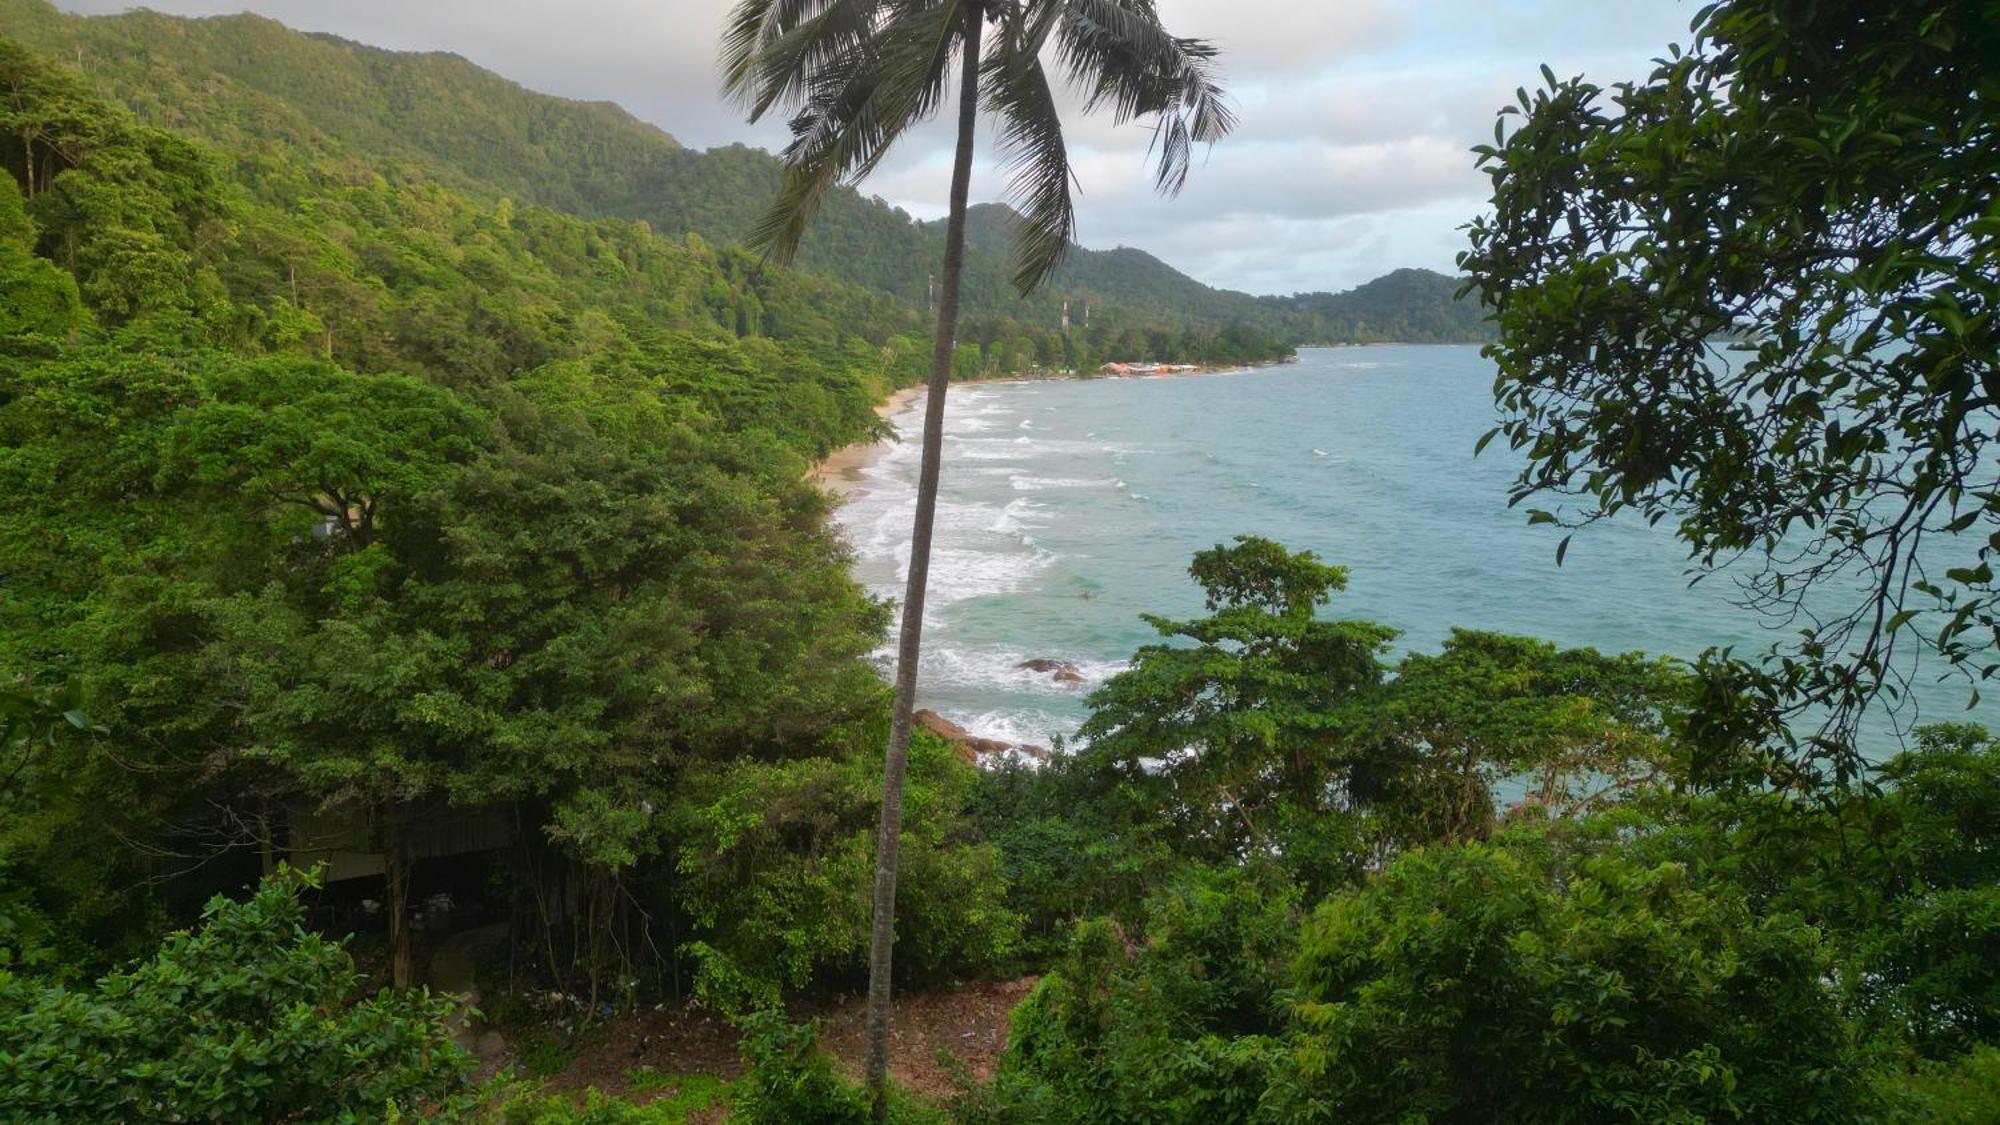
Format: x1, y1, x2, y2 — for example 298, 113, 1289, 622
915, 709, 969, 740
914, 709, 1051, 765
915, 710, 977, 764
1018, 658, 1088, 686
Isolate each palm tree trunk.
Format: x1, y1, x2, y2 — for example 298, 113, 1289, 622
865, 5, 983, 1117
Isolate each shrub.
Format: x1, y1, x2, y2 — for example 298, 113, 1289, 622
1277, 840, 1864, 1123
0, 867, 474, 1122
730, 1010, 870, 1124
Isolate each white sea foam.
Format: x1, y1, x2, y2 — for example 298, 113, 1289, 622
953, 440, 1030, 462
918, 645, 1127, 697
958, 711, 1066, 755
866, 546, 1056, 620
991, 496, 1048, 536
1011, 476, 1117, 492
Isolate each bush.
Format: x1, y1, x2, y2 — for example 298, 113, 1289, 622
497, 1088, 687, 1124
0, 867, 474, 1122
989, 869, 1298, 1123
1276, 839, 1864, 1123
1872, 1045, 2000, 1124
730, 1010, 870, 1125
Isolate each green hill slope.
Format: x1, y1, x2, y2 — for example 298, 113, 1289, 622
1261, 268, 1494, 345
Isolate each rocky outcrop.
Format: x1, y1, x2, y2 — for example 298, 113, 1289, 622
914, 709, 1049, 763
1017, 659, 1088, 685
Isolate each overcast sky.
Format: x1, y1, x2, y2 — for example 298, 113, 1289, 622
54, 0, 1699, 295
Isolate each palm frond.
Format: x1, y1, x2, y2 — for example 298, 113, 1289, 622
747, 0, 969, 263
1053, 0, 1236, 194
720, 0, 877, 122
984, 4, 1076, 293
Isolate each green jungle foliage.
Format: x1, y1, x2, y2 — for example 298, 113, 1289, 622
0, 868, 476, 1121
1462, 0, 2000, 767
943, 541, 2000, 1123
0, 32, 1001, 1014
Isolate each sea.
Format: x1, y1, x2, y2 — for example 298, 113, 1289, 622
832, 345, 1993, 755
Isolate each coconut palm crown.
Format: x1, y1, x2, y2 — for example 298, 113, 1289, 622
721, 0, 1234, 293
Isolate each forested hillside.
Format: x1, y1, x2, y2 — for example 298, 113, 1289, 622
0, 0, 1077, 323
0, 26, 929, 977
0, 0, 1478, 346
1261, 267, 1495, 344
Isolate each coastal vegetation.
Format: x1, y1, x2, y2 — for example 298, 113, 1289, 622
0, 0, 1994, 1121
1461, 0, 2000, 772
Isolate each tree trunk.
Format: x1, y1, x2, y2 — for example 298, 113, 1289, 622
385, 823, 415, 989
865, 7, 983, 1118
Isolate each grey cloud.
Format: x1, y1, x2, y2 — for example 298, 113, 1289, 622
1155, 0, 1409, 74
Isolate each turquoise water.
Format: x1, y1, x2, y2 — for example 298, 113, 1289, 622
834, 346, 1990, 752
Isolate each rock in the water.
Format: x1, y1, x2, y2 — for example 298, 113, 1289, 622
914, 709, 1050, 765
1018, 658, 1087, 686
914, 709, 977, 764
915, 709, 969, 740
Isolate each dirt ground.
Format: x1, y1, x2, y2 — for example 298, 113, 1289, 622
540, 976, 1039, 1109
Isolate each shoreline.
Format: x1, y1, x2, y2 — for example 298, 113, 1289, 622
810, 383, 926, 498
807, 357, 1299, 499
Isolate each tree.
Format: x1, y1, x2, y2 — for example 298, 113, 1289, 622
1366, 630, 1691, 844
1077, 537, 1395, 863
720, 1, 1234, 1111
1461, 0, 2000, 778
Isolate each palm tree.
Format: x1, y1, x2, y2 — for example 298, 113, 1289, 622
721, 1, 1232, 1112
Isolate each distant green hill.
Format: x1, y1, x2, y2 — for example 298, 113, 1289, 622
1260, 268, 1494, 345
0, 0, 1487, 344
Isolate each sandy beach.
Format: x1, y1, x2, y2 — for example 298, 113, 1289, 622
810, 383, 925, 498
